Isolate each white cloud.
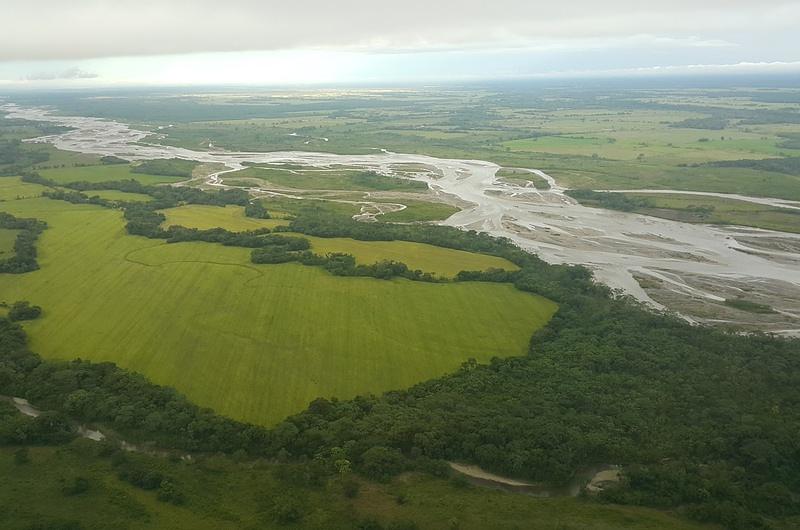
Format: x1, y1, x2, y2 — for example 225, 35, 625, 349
0, 0, 797, 60
24, 67, 98, 81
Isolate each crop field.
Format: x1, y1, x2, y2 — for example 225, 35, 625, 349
302, 234, 518, 277
88, 189, 153, 202
0, 228, 18, 256
38, 164, 187, 185
0, 176, 47, 200
0, 198, 556, 425
160, 204, 289, 231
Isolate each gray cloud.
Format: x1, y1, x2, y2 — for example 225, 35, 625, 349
0, 0, 798, 61
24, 67, 98, 81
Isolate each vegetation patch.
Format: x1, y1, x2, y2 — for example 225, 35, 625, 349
131, 158, 199, 178
303, 234, 517, 278
235, 166, 427, 192
39, 164, 187, 185
160, 204, 288, 231
0, 198, 556, 425
723, 297, 776, 314
0, 211, 46, 273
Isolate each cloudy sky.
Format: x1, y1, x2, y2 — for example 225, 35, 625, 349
1, 0, 799, 87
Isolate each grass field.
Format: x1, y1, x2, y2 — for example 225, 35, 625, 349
0, 198, 556, 425
626, 193, 800, 233
160, 204, 289, 231
39, 164, 187, 185
1, 444, 711, 530
380, 199, 459, 222
496, 167, 551, 190
235, 166, 427, 192
88, 189, 153, 202
0, 176, 48, 201
0, 228, 19, 257
302, 234, 518, 277
581, 193, 800, 232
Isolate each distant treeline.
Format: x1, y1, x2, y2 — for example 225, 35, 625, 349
704, 157, 800, 176
565, 189, 653, 212
670, 117, 729, 130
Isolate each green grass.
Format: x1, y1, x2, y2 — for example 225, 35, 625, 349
380, 199, 459, 222
0, 176, 48, 201
160, 204, 289, 231
723, 298, 776, 314
495, 167, 551, 189
0, 444, 712, 530
88, 189, 153, 202
625, 193, 800, 233
260, 195, 363, 218
301, 234, 518, 277
39, 164, 187, 185
0, 228, 19, 257
235, 166, 427, 192
0, 198, 556, 425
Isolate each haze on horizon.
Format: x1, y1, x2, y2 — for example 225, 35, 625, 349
0, 0, 799, 87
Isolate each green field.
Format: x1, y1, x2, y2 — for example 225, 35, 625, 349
88, 189, 153, 202
630, 192, 800, 233
235, 166, 427, 192
39, 164, 187, 185
0, 176, 48, 201
380, 199, 459, 222
0, 228, 19, 257
160, 204, 289, 231
302, 234, 518, 277
0, 198, 556, 425
605, 192, 800, 233
1, 445, 709, 530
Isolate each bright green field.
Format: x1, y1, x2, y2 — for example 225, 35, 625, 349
0, 228, 19, 256
39, 164, 186, 185
303, 234, 517, 277
160, 204, 289, 230
88, 189, 153, 202
0, 176, 48, 201
0, 198, 556, 425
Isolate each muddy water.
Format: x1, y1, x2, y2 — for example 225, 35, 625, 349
3, 104, 799, 334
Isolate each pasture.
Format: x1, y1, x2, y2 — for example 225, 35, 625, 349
302, 234, 518, 277
234, 165, 427, 191
88, 189, 152, 202
0, 228, 18, 256
0, 176, 47, 201
0, 198, 556, 425
627, 192, 800, 234
160, 204, 289, 231
39, 164, 187, 185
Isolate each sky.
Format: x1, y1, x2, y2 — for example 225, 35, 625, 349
0, 0, 799, 87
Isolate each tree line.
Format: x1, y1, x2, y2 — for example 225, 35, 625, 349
0, 212, 47, 273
